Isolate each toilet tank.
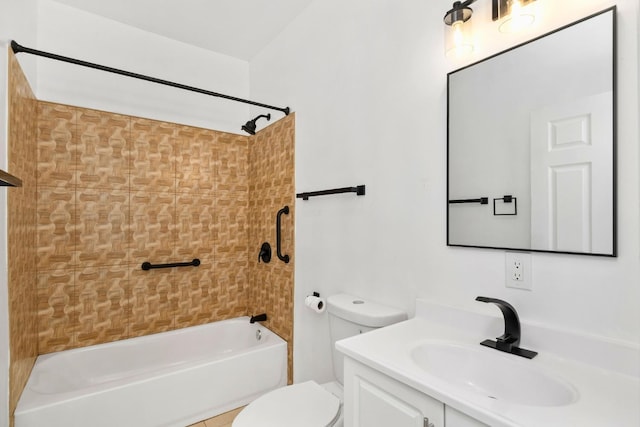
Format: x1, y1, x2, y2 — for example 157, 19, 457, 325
327, 294, 407, 384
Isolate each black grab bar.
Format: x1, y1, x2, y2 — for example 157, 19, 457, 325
141, 259, 201, 271
276, 206, 290, 263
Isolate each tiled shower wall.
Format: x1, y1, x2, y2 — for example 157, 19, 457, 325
248, 115, 295, 384
36, 103, 252, 352
7, 54, 295, 419
7, 51, 38, 425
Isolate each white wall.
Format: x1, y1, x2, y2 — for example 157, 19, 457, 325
249, 0, 640, 383
36, 0, 252, 134
0, 1, 37, 425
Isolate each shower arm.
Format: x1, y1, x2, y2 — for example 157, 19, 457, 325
10, 40, 291, 116
253, 114, 270, 122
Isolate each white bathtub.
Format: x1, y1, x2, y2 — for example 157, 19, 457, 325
15, 317, 287, 427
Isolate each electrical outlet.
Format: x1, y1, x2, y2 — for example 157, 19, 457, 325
505, 252, 532, 290
512, 260, 523, 281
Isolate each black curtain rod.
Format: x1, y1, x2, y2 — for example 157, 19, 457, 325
11, 40, 290, 116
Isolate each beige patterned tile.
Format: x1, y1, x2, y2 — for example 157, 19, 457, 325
9, 357, 37, 427
174, 260, 216, 328
76, 188, 129, 267
214, 190, 248, 254
214, 244, 249, 319
77, 108, 130, 190
37, 102, 77, 188
130, 117, 176, 191
215, 133, 249, 193
129, 267, 175, 337
74, 266, 129, 347
37, 187, 77, 270
176, 126, 217, 194
175, 192, 215, 261
37, 269, 76, 353
130, 191, 175, 264
213, 186, 249, 321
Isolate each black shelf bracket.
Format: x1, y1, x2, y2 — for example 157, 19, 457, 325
296, 185, 366, 201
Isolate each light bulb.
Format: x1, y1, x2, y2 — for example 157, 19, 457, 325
499, 0, 535, 33
452, 21, 465, 48
446, 19, 473, 58
512, 0, 523, 14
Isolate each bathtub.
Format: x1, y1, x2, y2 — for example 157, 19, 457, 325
15, 317, 287, 427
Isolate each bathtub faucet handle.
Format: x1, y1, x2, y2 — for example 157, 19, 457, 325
250, 313, 267, 324
258, 242, 271, 263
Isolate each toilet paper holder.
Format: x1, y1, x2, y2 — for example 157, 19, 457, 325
305, 292, 326, 314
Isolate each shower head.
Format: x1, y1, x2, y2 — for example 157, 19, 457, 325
241, 114, 271, 135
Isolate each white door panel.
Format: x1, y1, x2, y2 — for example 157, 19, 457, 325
530, 91, 612, 253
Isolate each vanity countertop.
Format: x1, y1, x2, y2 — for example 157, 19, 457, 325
336, 299, 640, 427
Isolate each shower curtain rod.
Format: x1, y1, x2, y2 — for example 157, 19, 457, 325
11, 40, 290, 116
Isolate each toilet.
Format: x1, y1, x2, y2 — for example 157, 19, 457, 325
232, 293, 407, 427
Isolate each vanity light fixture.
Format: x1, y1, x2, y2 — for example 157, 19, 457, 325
443, 1, 474, 57
443, 0, 537, 57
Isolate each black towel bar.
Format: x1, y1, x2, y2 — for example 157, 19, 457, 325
141, 259, 201, 271
448, 197, 489, 205
296, 185, 365, 201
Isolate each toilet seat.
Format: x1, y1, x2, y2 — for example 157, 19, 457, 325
232, 381, 341, 427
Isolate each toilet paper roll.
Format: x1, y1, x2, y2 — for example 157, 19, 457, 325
304, 295, 326, 314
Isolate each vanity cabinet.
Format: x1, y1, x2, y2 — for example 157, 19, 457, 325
344, 357, 488, 427
445, 407, 489, 427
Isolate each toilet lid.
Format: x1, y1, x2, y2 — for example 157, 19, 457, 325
233, 381, 341, 427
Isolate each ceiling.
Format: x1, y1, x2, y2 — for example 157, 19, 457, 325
51, 0, 316, 61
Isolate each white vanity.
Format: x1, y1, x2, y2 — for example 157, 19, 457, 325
336, 299, 640, 427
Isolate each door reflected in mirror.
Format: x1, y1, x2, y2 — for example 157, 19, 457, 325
447, 7, 616, 256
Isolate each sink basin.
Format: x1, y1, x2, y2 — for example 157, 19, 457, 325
410, 341, 578, 407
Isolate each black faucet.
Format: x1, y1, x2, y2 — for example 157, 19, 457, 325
475, 296, 537, 359
250, 313, 267, 324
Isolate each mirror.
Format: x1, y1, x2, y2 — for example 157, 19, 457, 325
447, 8, 616, 256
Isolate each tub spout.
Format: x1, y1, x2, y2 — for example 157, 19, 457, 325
250, 313, 267, 324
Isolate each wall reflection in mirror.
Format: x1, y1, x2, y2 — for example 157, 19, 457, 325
447, 8, 616, 256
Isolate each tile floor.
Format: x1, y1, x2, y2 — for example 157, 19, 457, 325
187, 407, 243, 427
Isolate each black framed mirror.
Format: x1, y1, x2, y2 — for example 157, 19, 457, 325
447, 7, 616, 257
